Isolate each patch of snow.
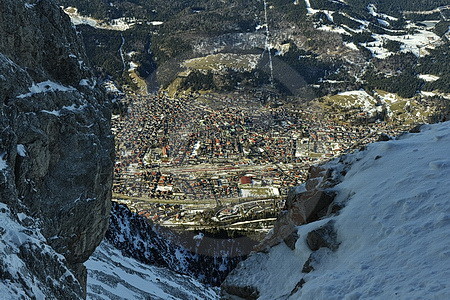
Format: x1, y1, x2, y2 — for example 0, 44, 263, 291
374, 91, 400, 103
304, 0, 318, 15
336, 90, 380, 115
16, 80, 76, 99
367, 4, 398, 21
377, 18, 390, 27
191, 141, 201, 157
79, 79, 89, 86
343, 42, 359, 51
0, 152, 7, 171
317, 25, 349, 35
128, 61, 138, 72
41, 104, 87, 117
25, 3, 36, 9
16, 213, 28, 222
342, 12, 370, 27
193, 232, 204, 240
103, 80, 121, 93
41, 110, 61, 117
63, 7, 136, 31
419, 74, 440, 82
256, 24, 267, 30
421, 91, 437, 97
16, 145, 27, 157
322, 11, 334, 22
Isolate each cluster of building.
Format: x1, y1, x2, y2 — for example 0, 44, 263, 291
112, 91, 412, 225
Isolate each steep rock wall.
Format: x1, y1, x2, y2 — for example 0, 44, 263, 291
0, 0, 113, 298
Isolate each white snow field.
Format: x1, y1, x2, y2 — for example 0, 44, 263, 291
226, 121, 450, 299
86, 242, 219, 300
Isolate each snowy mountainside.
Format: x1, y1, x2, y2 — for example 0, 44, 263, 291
223, 121, 450, 299
105, 202, 253, 286
0, 203, 82, 299
86, 242, 218, 300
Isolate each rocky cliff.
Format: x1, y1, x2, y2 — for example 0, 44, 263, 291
0, 0, 114, 298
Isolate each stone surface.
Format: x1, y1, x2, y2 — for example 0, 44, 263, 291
302, 254, 316, 273
254, 166, 339, 252
0, 0, 113, 298
284, 230, 300, 250
306, 220, 340, 252
221, 284, 260, 300
289, 278, 306, 295
301, 247, 333, 274
409, 124, 423, 133
378, 133, 392, 141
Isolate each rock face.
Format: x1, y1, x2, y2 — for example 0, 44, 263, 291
306, 220, 339, 252
254, 165, 338, 252
0, 0, 114, 298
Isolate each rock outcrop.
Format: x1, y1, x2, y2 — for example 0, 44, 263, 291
222, 163, 345, 299
0, 0, 114, 298
254, 165, 339, 252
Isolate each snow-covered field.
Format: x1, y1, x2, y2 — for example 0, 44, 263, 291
86, 242, 218, 300
362, 29, 441, 59
419, 74, 440, 82
304, 1, 443, 58
225, 121, 450, 299
63, 7, 136, 31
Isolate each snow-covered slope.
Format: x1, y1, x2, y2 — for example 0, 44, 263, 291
0, 204, 83, 299
223, 121, 450, 299
105, 202, 250, 286
86, 242, 218, 300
